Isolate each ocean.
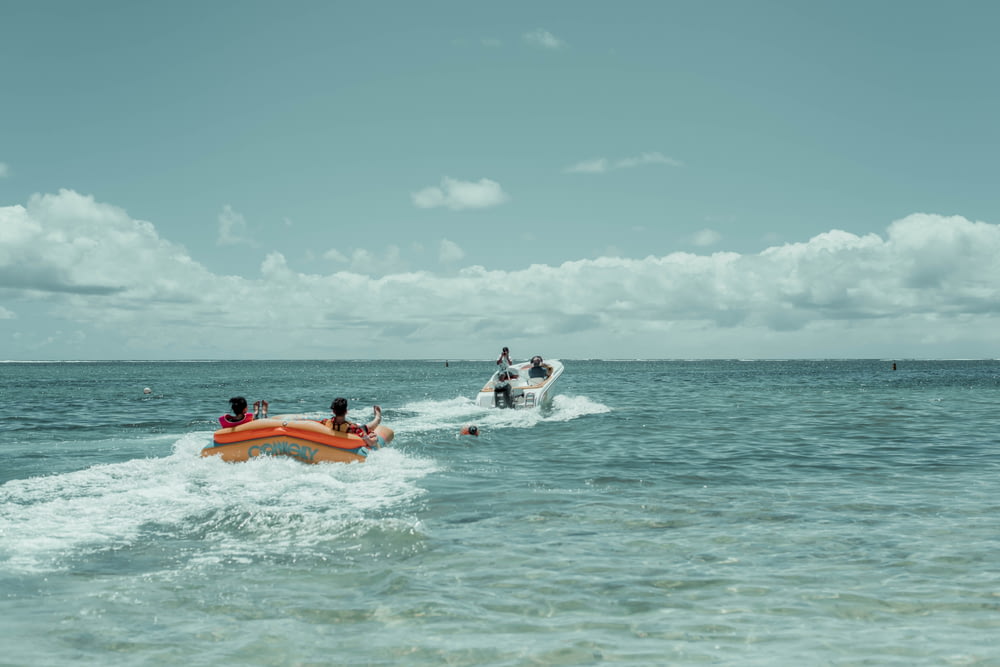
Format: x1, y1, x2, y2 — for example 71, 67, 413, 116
1, 359, 999, 665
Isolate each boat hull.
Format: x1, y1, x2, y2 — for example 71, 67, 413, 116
476, 359, 564, 409
202, 418, 394, 464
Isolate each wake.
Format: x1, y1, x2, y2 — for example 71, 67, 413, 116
390, 393, 610, 436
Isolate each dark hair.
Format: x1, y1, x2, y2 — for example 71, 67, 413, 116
468, 425, 478, 435
330, 397, 348, 416
229, 396, 248, 413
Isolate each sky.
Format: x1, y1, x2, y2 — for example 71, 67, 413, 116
2, 0, 999, 360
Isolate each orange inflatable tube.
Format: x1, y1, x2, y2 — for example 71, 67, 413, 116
202, 418, 395, 464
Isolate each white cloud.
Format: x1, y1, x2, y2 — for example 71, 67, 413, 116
0, 306, 14, 319
692, 229, 722, 246
523, 28, 564, 50
565, 158, 608, 174
565, 152, 682, 174
323, 248, 348, 263
217, 205, 250, 245
614, 152, 683, 169
3, 190, 1000, 359
601, 245, 624, 258
323, 245, 404, 274
412, 177, 509, 210
0, 190, 216, 317
0, 162, 9, 178
439, 239, 465, 263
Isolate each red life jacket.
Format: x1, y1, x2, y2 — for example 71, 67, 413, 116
324, 417, 367, 437
219, 413, 253, 428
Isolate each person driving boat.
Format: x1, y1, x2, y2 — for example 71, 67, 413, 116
528, 355, 550, 380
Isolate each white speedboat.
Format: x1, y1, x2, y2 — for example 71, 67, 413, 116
476, 356, 564, 409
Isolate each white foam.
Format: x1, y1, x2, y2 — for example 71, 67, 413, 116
390, 393, 611, 435
0, 393, 608, 573
0, 432, 440, 573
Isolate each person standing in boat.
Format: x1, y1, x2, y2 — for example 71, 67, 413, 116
324, 397, 382, 447
496, 347, 518, 380
218, 396, 267, 428
491, 347, 520, 408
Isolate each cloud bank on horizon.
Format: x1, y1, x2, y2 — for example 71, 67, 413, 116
2, 189, 998, 360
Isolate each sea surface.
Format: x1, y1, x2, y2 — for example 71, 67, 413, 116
1, 359, 999, 666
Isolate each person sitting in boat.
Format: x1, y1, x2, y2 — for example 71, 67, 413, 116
218, 396, 267, 428
324, 397, 382, 447
528, 355, 550, 380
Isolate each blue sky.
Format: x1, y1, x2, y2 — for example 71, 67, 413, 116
2, 1, 999, 360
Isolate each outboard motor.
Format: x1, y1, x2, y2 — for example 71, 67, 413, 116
494, 380, 514, 408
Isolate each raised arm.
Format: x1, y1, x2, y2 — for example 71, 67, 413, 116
365, 405, 382, 432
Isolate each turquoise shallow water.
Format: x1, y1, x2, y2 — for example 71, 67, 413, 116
2, 359, 1000, 665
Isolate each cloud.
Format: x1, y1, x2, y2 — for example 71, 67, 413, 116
323, 248, 348, 263
439, 239, 465, 263
692, 229, 722, 247
0, 190, 204, 300
0, 162, 9, 178
615, 152, 683, 169
3, 190, 1000, 359
323, 245, 404, 274
565, 152, 682, 174
565, 158, 608, 174
523, 28, 565, 50
412, 177, 510, 210
217, 205, 251, 245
